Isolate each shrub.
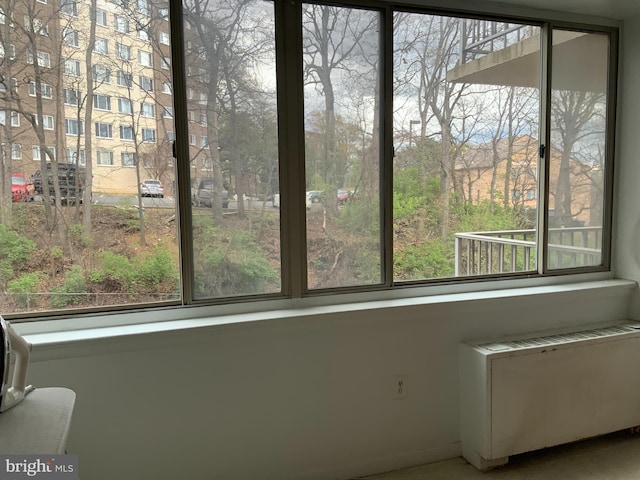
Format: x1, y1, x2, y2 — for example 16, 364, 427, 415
51, 265, 88, 308
0, 225, 36, 285
7, 272, 41, 308
193, 223, 277, 296
89, 252, 136, 290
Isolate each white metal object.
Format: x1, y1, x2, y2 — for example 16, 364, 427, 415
0, 318, 34, 412
460, 322, 640, 470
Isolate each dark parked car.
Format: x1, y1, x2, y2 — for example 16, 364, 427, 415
192, 178, 229, 208
32, 163, 85, 204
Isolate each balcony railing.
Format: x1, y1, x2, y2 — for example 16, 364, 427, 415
455, 227, 603, 276
459, 19, 537, 64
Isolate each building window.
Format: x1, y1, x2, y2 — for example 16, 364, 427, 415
118, 97, 132, 114
137, 0, 149, 15
66, 148, 86, 166
62, 27, 79, 47
117, 71, 133, 87
114, 15, 129, 33
11, 144, 21, 159
0, 43, 16, 60
189, 133, 196, 145
32, 146, 55, 161
199, 114, 207, 126
159, 32, 170, 45
163, 107, 173, 118
121, 152, 136, 167
200, 136, 208, 148
93, 65, 111, 84
137, 28, 149, 41
28, 82, 52, 98
140, 102, 155, 118
27, 50, 50, 68
95, 9, 107, 26
116, 43, 131, 61
93, 94, 111, 111
119, 125, 133, 140
161, 57, 170, 69
41, 115, 54, 130
95, 122, 112, 138
64, 58, 81, 76
166, 131, 174, 141
96, 150, 114, 166
65, 118, 83, 136
10, 111, 19, 127
60, 0, 77, 16
139, 76, 153, 92
64, 88, 81, 106
25, 17, 48, 36
138, 50, 152, 67
94, 37, 109, 55
141, 128, 156, 143
162, 82, 172, 94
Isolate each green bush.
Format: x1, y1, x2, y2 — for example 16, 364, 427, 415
89, 252, 136, 289
90, 248, 179, 293
193, 223, 277, 296
51, 265, 88, 309
394, 239, 455, 280
7, 272, 41, 308
137, 247, 179, 289
0, 224, 36, 285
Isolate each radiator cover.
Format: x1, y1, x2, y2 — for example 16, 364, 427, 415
460, 322, 640, 470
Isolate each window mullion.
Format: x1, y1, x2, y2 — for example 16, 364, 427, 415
169, 0, 195, 303
276, 0, 307, 298
382, 5, 393, 287
538, 23, 552, 275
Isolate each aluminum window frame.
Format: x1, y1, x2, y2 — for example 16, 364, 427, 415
5, 0, 617, 322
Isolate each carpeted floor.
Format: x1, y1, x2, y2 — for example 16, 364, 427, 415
358, 430, 640, 480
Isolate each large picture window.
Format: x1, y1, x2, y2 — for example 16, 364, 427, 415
0, 0, 616, 320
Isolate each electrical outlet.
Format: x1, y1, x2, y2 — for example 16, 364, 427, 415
393, 374, 407, 400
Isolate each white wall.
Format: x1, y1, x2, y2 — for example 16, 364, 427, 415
25, 283, 632, 480
614, 13, 640, 317
19, 10, 640, 480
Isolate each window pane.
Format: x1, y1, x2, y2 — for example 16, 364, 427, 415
185, 0, 280, 299
547, 30, 608, 269
393, 15, 540, 280
303, 4, 382, 289
0, 0, 179, 315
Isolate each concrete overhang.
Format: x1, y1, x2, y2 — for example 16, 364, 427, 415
447, 31, 608, 92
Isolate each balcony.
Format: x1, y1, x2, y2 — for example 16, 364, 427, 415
447, 20, 607, 92
455, 226, 603, 276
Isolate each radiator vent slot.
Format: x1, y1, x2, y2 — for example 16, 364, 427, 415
479, 323, 640, 352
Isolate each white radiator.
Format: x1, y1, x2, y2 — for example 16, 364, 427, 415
460, 322, 640, 470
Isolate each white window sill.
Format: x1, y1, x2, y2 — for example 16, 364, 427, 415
13, 275, 635, 361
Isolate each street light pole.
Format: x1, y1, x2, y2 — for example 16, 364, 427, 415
409, 120, 421, 148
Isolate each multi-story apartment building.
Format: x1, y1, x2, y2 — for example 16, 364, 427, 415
0, 0, 210, 196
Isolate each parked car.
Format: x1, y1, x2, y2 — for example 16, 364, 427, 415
193, 178, 229, 208
11, 174, 33, 202
306, 190, 324, 203
31, 163, 85, 204
337, 188, 351, 205
140, 179, 164, 198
